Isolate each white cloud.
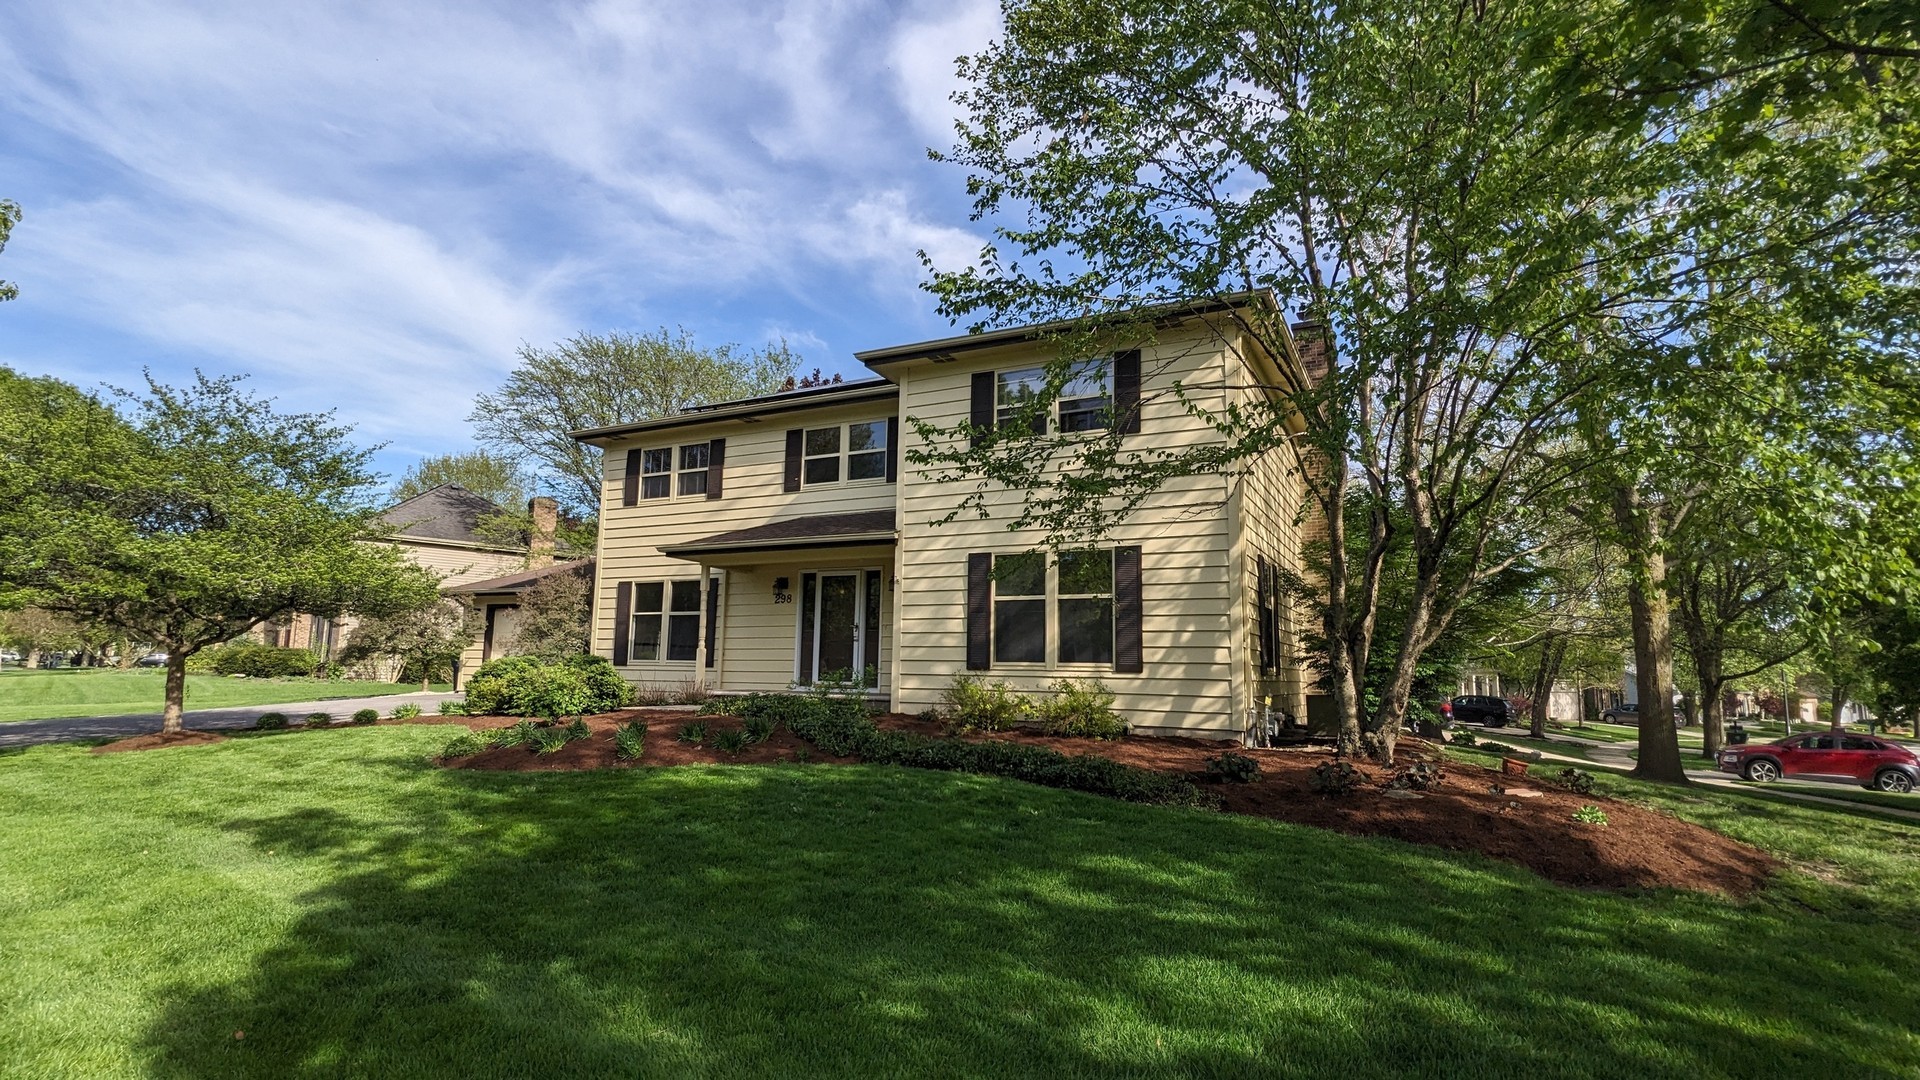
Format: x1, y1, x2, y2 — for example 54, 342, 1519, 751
888, 0, 1003, 143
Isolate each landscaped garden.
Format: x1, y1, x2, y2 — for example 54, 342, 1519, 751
0, 668, 448, 723
5, 684, 1917, 1077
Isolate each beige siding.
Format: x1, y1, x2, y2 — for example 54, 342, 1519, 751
891, 326, 1247, 738
591, 400, 901, 695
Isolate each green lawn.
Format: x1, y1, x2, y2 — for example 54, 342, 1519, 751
0, 668, 447, 722
1, 729, 1915, 1078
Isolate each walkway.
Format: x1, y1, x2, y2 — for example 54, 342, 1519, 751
0, 691, 462, 750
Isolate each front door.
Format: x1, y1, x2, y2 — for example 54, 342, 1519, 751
799, 569, 880, 685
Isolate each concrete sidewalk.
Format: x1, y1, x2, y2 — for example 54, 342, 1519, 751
0, 691, 462, 750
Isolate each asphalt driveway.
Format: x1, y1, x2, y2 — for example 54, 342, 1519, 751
0, 692, 462, 749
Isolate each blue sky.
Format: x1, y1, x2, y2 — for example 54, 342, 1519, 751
0, 0, 1001, 485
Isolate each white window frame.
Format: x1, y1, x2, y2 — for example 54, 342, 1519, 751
997, 360, 1113, 436
638, 443, 710, 501
628, 577, 706, 663
990, 549, 1117, 668
800, 421, 890, 488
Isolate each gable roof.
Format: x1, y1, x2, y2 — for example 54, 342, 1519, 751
380, 484, 518, 548
568, 378, 898, 445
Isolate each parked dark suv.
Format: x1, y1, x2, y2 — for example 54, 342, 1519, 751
1718, 733, 1919, 793
1449, 695, 1515, 728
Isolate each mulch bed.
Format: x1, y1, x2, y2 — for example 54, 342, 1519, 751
94, 708, 1778, 895
92, 730, 227, 753
435, 710, 1776, 895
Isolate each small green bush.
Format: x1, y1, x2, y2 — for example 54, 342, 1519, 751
743, 715, 777, 743
1452, 729, 1478, 748
943, 674, 1031, 733
1309, 760, 1363, 796
678, 721, 708, 745
390, 703, 422, 720
490, 720, 537, 749
438, 700, 466, 716
713, 728, 750, 754
1573, 804, 1609, 826
565, 717, 591, 743
201, 643, 319, 679
255, 712, 289, 730
532, 727, 571, 754
1478, 741, 1518, 757
304, 712, 332, 726
614, 721, 646, 761
1206, 751, 1261, 783
1034, 679, 1126, 739
352, 708, 379, 724
441, 731, 488, 758
1555, 768, 1597, 795
462, 654, 634, 718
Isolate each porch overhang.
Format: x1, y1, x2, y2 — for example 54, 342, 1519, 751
659, 510, 898, 567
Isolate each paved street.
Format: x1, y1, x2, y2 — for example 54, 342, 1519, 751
0, 691, 462, 749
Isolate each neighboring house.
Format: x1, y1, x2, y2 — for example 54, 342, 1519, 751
573, 296, 1322, 740
260, 484, 559, 677
445, 558, 596, 684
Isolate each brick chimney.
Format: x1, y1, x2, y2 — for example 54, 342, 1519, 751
528, 496, 558, 568
1290, 319, 1330, 387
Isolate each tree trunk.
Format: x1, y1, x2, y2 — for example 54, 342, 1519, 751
161, 651, 188, 734
1614, 486, 1689, 783
1529, 636, 1566, 740
117, 636, 134, 670
1699, 682, 1727, 758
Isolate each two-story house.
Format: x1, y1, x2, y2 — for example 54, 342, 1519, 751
571, 297, 1321, 740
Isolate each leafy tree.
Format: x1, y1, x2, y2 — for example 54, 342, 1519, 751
389, 450, 530, 510
340, 599, 481, 689
0, 369, 440, 731
470, 329, 799, 516
504, 563, 595, 662
917, 0, 1699, 761
0, 608, 85, 667
0, 199, 19, 303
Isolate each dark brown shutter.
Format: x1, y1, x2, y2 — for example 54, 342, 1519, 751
622, 449, 642, 506
1256, 555, 1273, 673
1114, 546, 1143, 673
970, 371, 993, 447
611, 582, 633, 666
1115, 350, 1142, 435
966, 553, 993, 670
784, 429, 803, 491
706, 438, 725, 499
886, 416, 900, 482
705, 577, 720, 667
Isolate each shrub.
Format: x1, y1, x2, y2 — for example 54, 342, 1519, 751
352, 708, 379, 724
202, 643, 319, 679
304, 712, 332, 726
1573, 805, 1609, 826
677, 721, 708, 745
255, 712, 288, 730
942, 674, 1030, 733
1206, 751, 1261, 783
565, 717, 591, 743
614, 721, 646, 761
391, 703, 422, 720
462, 654, 634, 718
1452, 729, 1478, 748
1388, 762, 1446, 791
438, 699, 466, 715
1309, 760, 1363, 796
713, 728, 749, 754
743, 714, 777, 743
532, 727, 571, 754
1034, 679, 1126, 739
440, 731, 488, 758
1554, 768, 1597, 795
1478, 741, 1518, 757
776, 699, 1213, 808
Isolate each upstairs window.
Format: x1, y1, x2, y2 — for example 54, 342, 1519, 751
1058, 360, 1113, 432
996, 367, 1048, 436
802, 422, 890, 486
640, 449, 673, 500
678, 443, 709, 497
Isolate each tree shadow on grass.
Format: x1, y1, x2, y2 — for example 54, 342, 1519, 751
139, 761, 1920, 1079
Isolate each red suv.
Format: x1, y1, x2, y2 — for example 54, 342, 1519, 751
1718, 733, 1919, 793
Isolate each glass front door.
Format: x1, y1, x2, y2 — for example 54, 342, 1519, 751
799, 569, 881, 686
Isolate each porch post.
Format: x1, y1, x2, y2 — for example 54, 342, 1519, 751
693, 564, 712, 690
